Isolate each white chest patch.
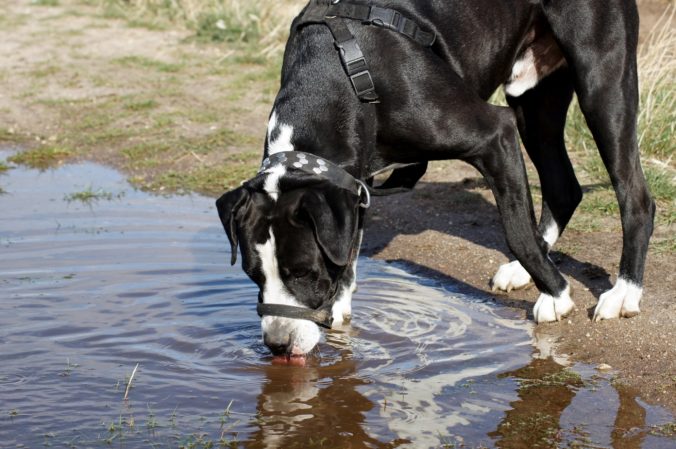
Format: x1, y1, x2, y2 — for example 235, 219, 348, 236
266, 110, 295, 155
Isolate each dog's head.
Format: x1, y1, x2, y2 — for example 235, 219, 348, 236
216, 160, 364, 358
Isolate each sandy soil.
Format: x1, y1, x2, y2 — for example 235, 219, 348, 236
0, 0, 674, 415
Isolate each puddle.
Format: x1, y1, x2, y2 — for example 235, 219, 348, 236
0, 152, 673, 448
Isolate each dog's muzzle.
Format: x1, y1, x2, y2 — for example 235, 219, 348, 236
257, 303, 334, 329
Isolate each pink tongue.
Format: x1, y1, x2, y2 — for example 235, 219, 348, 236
272, 355, 307, 366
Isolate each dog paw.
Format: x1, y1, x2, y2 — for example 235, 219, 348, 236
593, 278, 643, 321
533, 285, 575, 323
491, 260, 533, 292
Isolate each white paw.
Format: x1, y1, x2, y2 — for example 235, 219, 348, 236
491, 260, 533, 292
593, 278, 643, 321
533, 285, 575, 323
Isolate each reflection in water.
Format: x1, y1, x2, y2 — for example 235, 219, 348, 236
613, 385, 648, 449
491, 357, 581, 448
0, 153, 673, 448
246, 347, 407, 449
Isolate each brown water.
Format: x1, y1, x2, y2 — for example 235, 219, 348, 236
0, 152, 673, 448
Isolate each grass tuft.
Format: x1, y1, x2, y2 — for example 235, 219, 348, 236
64, 186, 122, 204
8, 146, 74, 170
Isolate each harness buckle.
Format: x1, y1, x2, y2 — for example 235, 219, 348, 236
335, 37, 378, 101
368, 6, 401, 31
349, 70, 376, 101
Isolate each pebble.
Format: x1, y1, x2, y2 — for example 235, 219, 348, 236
597, 363, 612, 371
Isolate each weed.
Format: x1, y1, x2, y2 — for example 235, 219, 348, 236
59, 358, 80, 377
649, 422, 676, 438
520, 369, 583, 389
64, 186, 121, 204
124, 98, 159, 111
0, 161, 10, 173
8, 146, 74, 170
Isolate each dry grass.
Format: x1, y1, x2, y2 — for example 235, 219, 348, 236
102, 0, 305, 56
637, 5, 675, 163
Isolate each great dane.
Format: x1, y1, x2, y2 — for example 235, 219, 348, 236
216, 0, 655, 359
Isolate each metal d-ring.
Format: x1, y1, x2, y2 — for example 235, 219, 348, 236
355, 179, 371, 209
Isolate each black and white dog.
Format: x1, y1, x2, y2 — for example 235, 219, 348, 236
217, 0, 654, 358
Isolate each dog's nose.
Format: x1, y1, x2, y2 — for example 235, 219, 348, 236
263, 334, 289, 356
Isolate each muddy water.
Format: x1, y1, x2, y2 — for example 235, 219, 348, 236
0, 153, 673, 448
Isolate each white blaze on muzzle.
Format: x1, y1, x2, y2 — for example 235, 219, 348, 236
255, 229, 321, 354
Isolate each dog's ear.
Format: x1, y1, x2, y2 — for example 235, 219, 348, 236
301, 186, 359, 267
216, 186, 250, 265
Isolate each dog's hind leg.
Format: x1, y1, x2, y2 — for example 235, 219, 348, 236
542, 0, 655, 320
492, 68, 580, 292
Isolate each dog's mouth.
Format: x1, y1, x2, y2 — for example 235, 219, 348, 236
271, 354, 307, 366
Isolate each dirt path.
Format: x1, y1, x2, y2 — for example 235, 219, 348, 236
1, 0, 674, 414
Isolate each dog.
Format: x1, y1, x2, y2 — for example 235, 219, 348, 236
216, 0, 655, 358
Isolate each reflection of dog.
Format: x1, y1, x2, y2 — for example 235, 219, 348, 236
216, 0, 654, 357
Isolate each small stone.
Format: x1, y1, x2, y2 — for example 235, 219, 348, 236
586, 333, 591, 338
568, 320, 573, 325
597, 363, 612, 371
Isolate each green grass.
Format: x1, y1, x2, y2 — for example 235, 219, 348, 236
123, 98, 159, 111
8, 146, 75, 170
0, 128, 21, 142
0, 161, 10, 173
113, 55, 184, 73
140, 151, 259, 195
64, 186, 121, 204
32, 0, 60, 6
519, 369, 583, 389
650, 422, 676, 438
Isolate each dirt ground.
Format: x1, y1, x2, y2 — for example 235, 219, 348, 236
0, 0, 674, 415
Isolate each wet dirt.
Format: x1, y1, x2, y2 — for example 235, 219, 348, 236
0, 152, 673, 448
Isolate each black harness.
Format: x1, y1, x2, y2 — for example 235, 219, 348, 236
296, 0, 435, 102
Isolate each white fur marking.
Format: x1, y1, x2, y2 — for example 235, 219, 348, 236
593, 277, 643, 321
266, 110, 294, 155
331, 285, 353, 325
256, 229, 320, 354
543, 221, 559, 248
491, 221, 560, 292
262, 164, 286, 201
505, 49, 539, 97
491, 260, 532, 292
533, 283, 575, 323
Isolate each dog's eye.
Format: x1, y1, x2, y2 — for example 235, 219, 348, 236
291, 269, 311, 279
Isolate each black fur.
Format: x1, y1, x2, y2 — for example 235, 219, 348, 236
217, 0, 654, 326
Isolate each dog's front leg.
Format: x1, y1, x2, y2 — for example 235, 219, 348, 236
465, 107, 575, 323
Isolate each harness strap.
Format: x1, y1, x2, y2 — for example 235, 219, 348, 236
326, 18, 378, 102
297, 0, 435, 102
327, 3, 436, 47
